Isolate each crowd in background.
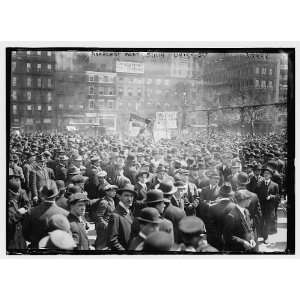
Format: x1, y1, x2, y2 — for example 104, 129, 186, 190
8, 130, 287, 253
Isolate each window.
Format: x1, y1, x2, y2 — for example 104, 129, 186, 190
98, 99, 105, 108
89, 86, 94, 95
12, 90, 17, 100
47, 78, 52, 88
12, 77, 17, 87
37, 51, 41, 56
268, 81, 273, 88
261, 80, 266, 88
47, 64, 52, 71
27, 77, 31, 87
255, 79, 260, 88
156, 78, 161, 85
137, 88, 142, 96
27, 105, 32, 111
26, 51, 31, 56
37, 105, 42, 111
37, 78, 42, 87
98, 86, 104, 95
47, 92, 52, 101
12, 105, 17, 114
104, 76, 109, 82
100, 64, 106, 70
164, 79, 169, 86
12, 51, 16, 57
261, 68, 267, 75
118, 87, 123, 96
107, 100, 114, 109
88, 74, 94, 82
269, 68, 273, 75
27, 91, 31, 100
26, 63, 31, 72
108, 87, 114, 95
37, 64, 41, 72
89, 99, 95, 110
255, 67, 259, 74
43, 118, 52, 124
59, 103, 64, 109
127, 88, 133, 96
47, 105, 52, 111
12, 61, 16, 71
47, 51, 51, 56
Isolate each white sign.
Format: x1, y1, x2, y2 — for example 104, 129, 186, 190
86, 113, 97, 117
155, 111, 177, 129
116, 61, 144, 74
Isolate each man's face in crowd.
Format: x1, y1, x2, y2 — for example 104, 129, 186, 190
106, 189, 116, 198
223, 158, 231, 166
157, 171, 166, 181
137, 155, 144, 163
71, 201, 86, 217
254, 169, 261, 177
263, 171, 272, 181
74, 160, 81, 168
138, 174, 148, 184
190, 170, 198, 179
98, 176, 106, 184
155, 201, 165, 215
210, 177, 219, 186
176, 187, 186, 198
140, 223, 159, 236
120, 192, 134, 208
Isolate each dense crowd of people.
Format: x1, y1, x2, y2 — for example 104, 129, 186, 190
8, 130, 287, 253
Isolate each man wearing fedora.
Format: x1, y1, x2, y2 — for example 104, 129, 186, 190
255, 166, 280, 244
93, 184, 118, 250
143, 189, 174, 244
176, 216, 218, 252
106, 184, 136, 250
223, 190, 256, 253
236, 172, 262, 250
55, 155, 69, 182
205, 183, 236, 250
29, 154, 54, 205
199, 171, 220, 203
133, 170, 149, 217
55, 180, 68, 210
129, 207, 162, 250
67, 192, 90, 250
22, 180, 69, 248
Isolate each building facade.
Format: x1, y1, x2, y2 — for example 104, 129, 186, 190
10, 50, 55, 132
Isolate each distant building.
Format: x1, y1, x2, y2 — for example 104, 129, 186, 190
201, 53, 280, 107
10, 50, 55, 132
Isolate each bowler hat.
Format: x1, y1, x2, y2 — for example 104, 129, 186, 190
157, 180, 177, 195
96, 170, 107, 177
174, 181, 186, 189
68, 166, 81, 175
145, 190, 164, 204
136, 170, 150, 180
156, 165, 166, 173
36, 154, 46, 162
205, 170, 220, 179
90, 155, 100, 162
178, 216, 206, 235
10, 154, 19, 162
117, 184, 137, 197
40, 180, 59, 200
137, 207, 162, 224
143, 231, 173, 252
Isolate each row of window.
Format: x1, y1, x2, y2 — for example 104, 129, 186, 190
58, 104, 84, 110
12, 104, 53, 112
88, 86, 115, 96
11, 90, 52, 101
88, 99, 115, 110
12, 61, 53, 73
255, 67, 273, 75
88, 74, 115, 83
12, 77, 53, 88
12, 118, 53, 125
12, 51, 52, 57
255, 79, 273, 88
117, 77, 171, 86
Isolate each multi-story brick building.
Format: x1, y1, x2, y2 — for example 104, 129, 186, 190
10, 50, 55, 132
